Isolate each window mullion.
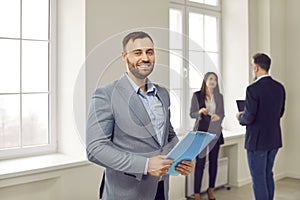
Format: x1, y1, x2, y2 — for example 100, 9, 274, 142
20, 0, 23, 149
183, 6, 190, 134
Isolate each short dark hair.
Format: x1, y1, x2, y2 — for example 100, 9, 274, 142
252, 53, 271, 72
122, 31, 154, 52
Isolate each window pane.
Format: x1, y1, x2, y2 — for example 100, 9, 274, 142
22, 40, 49, 92
189, 0, 204, 3
0, 95, 20, 149
22, 94, 48, 146
204, 15, 218, 52
22, 0, 49, 40
189, 12, 204, 51
170, 50, 183, 89
170, 8, 183, 49
205, 52, 219, 73
0, 0, 20, 38
189, 50, 204, 80
189, 53, 204, 89
170, 89, 181, 132
189, 0, 219, 6
0, 39, 20, 93
205, 53, 222, 92
204, 0, 218, 6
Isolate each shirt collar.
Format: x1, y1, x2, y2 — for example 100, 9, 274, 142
255, 74, 270, 82
125, 73, 157, 96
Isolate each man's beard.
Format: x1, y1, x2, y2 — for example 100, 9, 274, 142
127, 58, 154, 80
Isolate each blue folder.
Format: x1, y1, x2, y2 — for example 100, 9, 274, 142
166, 131, 216, 175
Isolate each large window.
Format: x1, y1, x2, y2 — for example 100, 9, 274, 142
0, 0, 56, 158
169, 0, 221, 134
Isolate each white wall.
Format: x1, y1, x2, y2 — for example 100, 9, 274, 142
85, 0, 170, 105
285, 0, 300, 178
56, 0, 86, 158
0, 164, 101, 200
269, 0, 288, 178
222, 0, 249, 131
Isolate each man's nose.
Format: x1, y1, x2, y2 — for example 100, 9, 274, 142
141, 52, 150, 61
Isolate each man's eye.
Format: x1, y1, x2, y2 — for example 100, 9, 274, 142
134, 52, 142, 56
146, 51, 153, 56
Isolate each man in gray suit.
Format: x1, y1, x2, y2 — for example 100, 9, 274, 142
86, 31, 194, 200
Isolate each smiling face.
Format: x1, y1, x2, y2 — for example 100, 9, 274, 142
122, 37, 155, 81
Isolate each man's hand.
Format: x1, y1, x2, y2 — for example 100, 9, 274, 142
148, 155, 174, 177
236, 111, 244, 120
175, 160, 195, 176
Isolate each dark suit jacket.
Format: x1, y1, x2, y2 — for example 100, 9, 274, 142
190, 91, 224, 144
238, 76, 286, 151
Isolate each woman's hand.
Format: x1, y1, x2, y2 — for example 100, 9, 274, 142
211, 114, 220, 122
198, 108, 208, 115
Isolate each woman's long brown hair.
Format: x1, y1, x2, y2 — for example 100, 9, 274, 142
200, 72, 221, 99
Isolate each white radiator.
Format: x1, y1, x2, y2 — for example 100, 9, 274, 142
186, 157, 228, 196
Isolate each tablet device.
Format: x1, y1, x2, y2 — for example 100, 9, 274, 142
197, 114, 211, 132
236, 100, 245, 112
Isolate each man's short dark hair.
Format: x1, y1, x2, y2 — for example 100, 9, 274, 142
253, 53, 271, 72
122, 31, 154, 52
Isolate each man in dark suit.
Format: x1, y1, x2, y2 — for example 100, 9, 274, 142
236, 53, 286, 200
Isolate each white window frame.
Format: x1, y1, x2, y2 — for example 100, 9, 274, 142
0, 0, 57, 159
169, 0, 221, 135
187, 0, 221, 11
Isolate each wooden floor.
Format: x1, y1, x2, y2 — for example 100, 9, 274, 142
187, 178, 300, 200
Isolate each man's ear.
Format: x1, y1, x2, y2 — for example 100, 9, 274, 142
254, 64, 259, 72
121, 52, 127, 62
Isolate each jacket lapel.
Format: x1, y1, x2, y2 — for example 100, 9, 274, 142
115, 75, 160, 145
156, 86, 169, 146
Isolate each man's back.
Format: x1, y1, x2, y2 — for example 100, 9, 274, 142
236, 53, 285, 200
240, 76, 286, 151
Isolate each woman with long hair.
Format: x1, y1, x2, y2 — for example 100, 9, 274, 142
190, 72, 225, 200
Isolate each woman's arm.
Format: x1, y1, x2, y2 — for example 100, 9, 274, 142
190, 93, 201, 119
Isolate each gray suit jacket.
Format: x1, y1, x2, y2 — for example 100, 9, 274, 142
86, 74, 179, 200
